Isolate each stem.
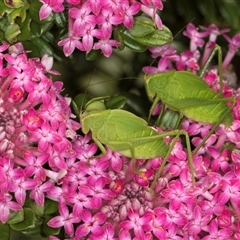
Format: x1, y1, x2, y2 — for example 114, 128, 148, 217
199, 45, 223, 96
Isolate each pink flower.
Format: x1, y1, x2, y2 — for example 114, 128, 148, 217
87, 177, 114, 208
75, 210, 106, 238
202, 219, 233, 240
30, 180, 54, 206
96, 9, 123, 38
184, 205, 211, 237
140, 4, 162, 29
39, 0, 64, 20
116, 2, 141, 29
48, 201, 81, 236
0, 42, 80, 224
223, 33, 240, 69
90, 222, 117, 240
58, 35, 83, 57
0, 191, 22, 223
93, 37, 120, 57
200, 24, 230, 66
183, 23, 209, 51
119, 209, 152, 237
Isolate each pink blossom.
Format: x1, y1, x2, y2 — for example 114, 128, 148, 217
93, 38, 120, 57
87, 177, 114, 208
0, 191, 22, 223
58, 35, 83, 57
184, 205, 211, 236
116, 3, 141, 29
48, 201, 81, 236
0, 42, 80, 225
90, 222, 117, 240
29, 180, 54, 206
39, 0, 64, 20
96, 9, 123, 38
161, 180, 194, 208
140, 4, 162, 29
223, 33, 240, 69
183, 23, 209, 51
200, 24, 230, 66
149, 210, 170, 239
119, 209, 152, 237
75, 210, 106, 238
202, 219, 233, 240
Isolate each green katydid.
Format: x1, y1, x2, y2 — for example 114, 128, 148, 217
80, 96, 194, 190
77, 44, 234, 191
144, 45, 236, 155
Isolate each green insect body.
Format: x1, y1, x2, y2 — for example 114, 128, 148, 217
144, 45, 236, 156
82, 108, 168, 158
80, 99, 193, 190
145, 70, 234, 126
78, 46, 233, 190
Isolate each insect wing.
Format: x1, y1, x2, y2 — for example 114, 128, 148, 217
177, 90, 233, 125
99, 110, 169, 159
145, 70, 210, 111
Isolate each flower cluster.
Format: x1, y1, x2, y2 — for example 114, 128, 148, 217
45, 24, 240, 239
39, 0, 164, 57
1, 7, 240, 238
0, 42, 80, 223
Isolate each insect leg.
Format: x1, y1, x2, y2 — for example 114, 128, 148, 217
192, 97, 236, 155
150, 129, 194, 190
199, 45, 223, 95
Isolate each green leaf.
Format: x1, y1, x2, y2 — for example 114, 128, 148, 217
9, 8, 22, 21
7, 209, 24, 224
5, 23, 20, 42
122, 30, 148, 52
41, 21, 55, 35
129, 15, 156, 38
21, 225, 41, 236
24, 197, 45, 216
0, 223, 10, 240
30, 20, 54, 37
105, 95, 127, 109
32, 37, 53, 56
134, 25, 173, 46
72, 94, 91, 115
0, 1, 12, 15
22, 40, 40, 57
0, 31, 4, 41
71, 99, 81, 117
54, 12, 66, 27
29, 0, 42, 23
17, 14, 31, 41
10, 208, 35, 231
113, 27, 125, 51
86, 50, 101, 61
30, 20, 42, 36
44, 198, 59, 215
30, 202, 45, 216
29, 0, 53, 24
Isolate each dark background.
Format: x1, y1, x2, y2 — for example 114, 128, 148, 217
54, 0, 240, 102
